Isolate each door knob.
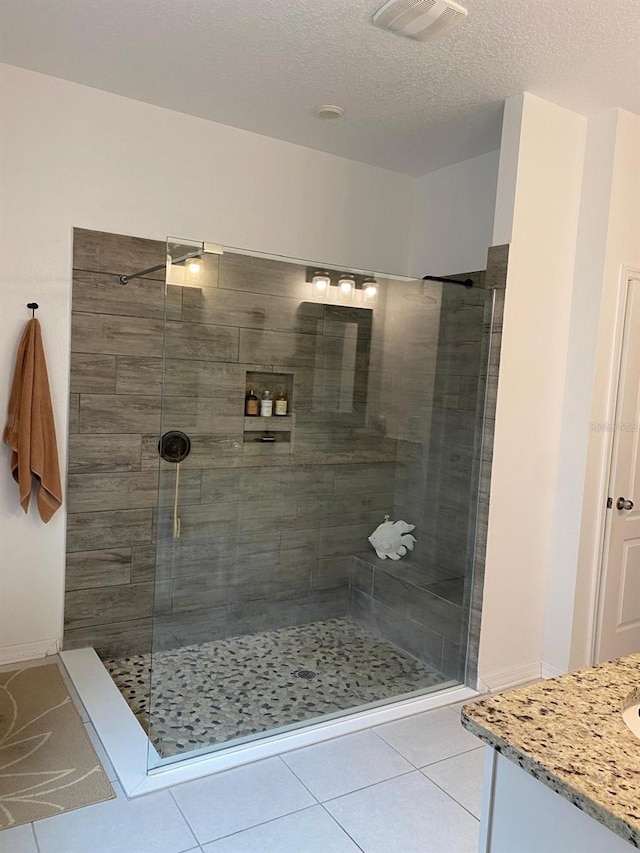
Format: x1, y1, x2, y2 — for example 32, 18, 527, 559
616, 497, 634, 511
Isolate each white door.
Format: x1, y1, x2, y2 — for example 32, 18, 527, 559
595, 276, 640, 662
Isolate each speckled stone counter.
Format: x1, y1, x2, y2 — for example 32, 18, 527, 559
461, 654, 640, 848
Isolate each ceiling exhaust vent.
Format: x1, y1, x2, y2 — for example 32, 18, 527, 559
372, 0, 468, 42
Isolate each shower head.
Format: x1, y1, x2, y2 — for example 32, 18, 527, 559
118, 243, 223, 285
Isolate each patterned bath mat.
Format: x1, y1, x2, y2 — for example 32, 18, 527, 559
0, 664, 115, 829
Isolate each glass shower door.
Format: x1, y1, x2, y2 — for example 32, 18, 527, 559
146, 238, 493, 768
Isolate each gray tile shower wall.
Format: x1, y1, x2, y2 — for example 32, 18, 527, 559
462, 244, 508, 686
65, 229, 398, 658
381, 273, 488, 583
65, 231, 165, 657
424, 279, 488, 582
348, 554, 465, 677
348, 260, 504, 684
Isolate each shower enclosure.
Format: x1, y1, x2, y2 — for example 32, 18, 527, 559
107, 238, 493, 769
64, 227, 494, 776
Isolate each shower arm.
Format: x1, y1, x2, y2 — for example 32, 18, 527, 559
422, 275, 473, 288
118, 249, 203, 285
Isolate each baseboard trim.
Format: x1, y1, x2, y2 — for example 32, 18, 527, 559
0, 638, 60, 666
541, 661, 567, 680
478, 661, 542, 693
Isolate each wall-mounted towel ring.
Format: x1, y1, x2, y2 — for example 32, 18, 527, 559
27, 303, 39, 318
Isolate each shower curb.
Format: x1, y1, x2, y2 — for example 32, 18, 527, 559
61, 647, 479, 797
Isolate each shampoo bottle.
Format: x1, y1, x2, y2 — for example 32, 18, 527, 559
260, 390, 273, 417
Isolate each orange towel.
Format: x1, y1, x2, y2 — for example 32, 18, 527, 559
3, 318, 62, 522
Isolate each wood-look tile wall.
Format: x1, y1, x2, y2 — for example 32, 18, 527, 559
462, 244, 509, 686
65, 230, 167, 657
65, 228, 500, 678
64, 229, 398, 658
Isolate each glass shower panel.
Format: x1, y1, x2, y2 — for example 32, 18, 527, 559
147, 242, 493, 769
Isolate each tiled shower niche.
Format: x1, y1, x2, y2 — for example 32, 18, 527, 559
243, 371, 294, 444
65, 229, 502, 693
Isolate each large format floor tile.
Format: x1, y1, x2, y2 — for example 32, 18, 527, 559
421, 746, 486, 818
3, 653, 491, 853
33, 783, 197, 853
0, 824, 39, 853
375, 706, 480, 767
325, 771, 479, 853
282, 729, 412, 801
170, 757, 315, 844
200, 806, 360, 853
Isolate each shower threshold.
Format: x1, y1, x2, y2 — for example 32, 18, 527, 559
61, 636, 479, 797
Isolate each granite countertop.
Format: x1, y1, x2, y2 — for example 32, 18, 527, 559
461, 653, 640, 848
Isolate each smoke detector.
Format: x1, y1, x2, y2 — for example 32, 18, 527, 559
372, 0, 468, 42
315, 105, 345, 120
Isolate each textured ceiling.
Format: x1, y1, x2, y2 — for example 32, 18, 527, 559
1, 0, 638, 175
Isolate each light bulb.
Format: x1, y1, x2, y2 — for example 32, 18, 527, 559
185, 256, 203, 281
363, 278, 378, 302
338, 275, 354, 295
312, 272, 331, 293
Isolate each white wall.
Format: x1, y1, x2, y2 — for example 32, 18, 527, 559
478, 93, 587, 689
570, 109, 640, 669
484, 100, 640, 683
0, 64, 415, 663
409, 150, 499, 277
541, 110, 619, 674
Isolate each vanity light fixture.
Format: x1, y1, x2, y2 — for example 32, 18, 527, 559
312, 271, 331, 293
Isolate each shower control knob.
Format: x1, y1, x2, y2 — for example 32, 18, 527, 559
616, 497, 634, 511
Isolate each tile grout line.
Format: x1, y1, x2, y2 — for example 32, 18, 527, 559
164, 754, 319, 847
419, 767, 482, 823
167, 787, 206, 850
30, 821, 43, 853
369, 720, 467, 771
176, 800, 321, 848
278, 750, 391, 849
317, 801, 366, 852
319, 767, 418, 806
368, 722, 422, 766
278, 730, 415, 800
276, 753, 321, 804
417, 743, 484, 770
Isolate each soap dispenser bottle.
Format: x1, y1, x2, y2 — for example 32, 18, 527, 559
245, 388, 259, 416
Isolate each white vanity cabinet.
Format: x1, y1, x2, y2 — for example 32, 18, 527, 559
478, 748, 634, 853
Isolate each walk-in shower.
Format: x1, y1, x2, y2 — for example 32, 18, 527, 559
63, 229, 498, 780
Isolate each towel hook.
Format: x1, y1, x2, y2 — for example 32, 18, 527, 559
27, 303, 39, 318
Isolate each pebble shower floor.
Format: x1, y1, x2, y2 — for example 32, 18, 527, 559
105, 617, 447, 758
